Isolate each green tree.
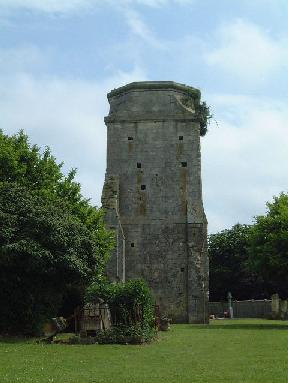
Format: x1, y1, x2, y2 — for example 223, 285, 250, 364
209, 224, 263, 301
0, 130, 113, 334
0, 129, 99, 220
248, 193, 288, 298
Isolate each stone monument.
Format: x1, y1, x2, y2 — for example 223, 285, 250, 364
101, 81, 209, 323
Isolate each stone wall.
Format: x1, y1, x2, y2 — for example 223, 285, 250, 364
101, 81, 209, 323
209, 300, 272, 319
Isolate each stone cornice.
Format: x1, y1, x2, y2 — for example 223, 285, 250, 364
104, 115, 201, 123
107, 81, 201, 100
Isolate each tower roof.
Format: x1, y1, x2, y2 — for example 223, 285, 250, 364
107, 81, 200, 100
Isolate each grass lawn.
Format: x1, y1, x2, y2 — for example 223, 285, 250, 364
1, 319, 288, 383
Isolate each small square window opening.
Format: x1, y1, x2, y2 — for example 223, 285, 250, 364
131, 243, 135, 248
181, 162, 187, 167
141, 185, 146, 190
128, 137, 133, 141
179, 136, 183, 141
137, 162, 141, 168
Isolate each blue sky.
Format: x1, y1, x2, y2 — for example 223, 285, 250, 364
0, 0, 288, 232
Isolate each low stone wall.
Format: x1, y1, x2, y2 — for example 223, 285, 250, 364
209, 300, 272, 318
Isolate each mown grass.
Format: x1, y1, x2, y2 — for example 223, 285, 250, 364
1, 319, 288, 383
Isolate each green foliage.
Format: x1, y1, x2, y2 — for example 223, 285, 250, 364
0, 130, 114, 334
0, 129, 62, 191
198, 101, 213, 136
80, 325, 155, 344
0, 130, 111, 232
86, 279, 156, 342
247, 193, 288, 298
180, 97, 212, 136
210, 192, 288, 300
208, 223, 263, 300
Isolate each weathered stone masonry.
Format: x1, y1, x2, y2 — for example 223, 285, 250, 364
102, 81, 209, 323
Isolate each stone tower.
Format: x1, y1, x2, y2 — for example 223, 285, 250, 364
101, 81, 209, 323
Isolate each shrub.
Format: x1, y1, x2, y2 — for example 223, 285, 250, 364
85, 279, 156, 343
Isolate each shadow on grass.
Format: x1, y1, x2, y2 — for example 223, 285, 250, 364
203, 322, 288, 330
0, 336, 34, 344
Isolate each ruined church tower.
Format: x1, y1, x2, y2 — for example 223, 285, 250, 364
101, 81, 209, 323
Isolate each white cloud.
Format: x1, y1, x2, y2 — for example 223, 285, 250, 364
242, 0, 288, 8
124, 8, 155, 43
125, 0, 167, 6
202, 93, 288, 233
0, 45, 146, 205
205, 19, 288, 82
0, 0, 194, 13
0, 45, 50, 73
0, 0, 92, 13
122, 8, 164, 48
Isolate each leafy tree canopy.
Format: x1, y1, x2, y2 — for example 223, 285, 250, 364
247, 192, 288, 298
0, 129, 100, 223
209, 192, 288, 301
0, 130, 113, 334
208, 223, 264, 301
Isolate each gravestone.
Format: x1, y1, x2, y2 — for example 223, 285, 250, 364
280, 299, 287, 320
271, 293, 280, 319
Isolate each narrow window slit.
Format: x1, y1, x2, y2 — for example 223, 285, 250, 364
131, 243, 135, 248
137, 162, 141, 168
